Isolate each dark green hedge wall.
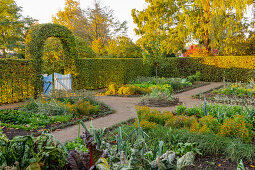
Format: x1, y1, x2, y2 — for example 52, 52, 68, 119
158, 57, 255, 82
73, 58, 151, 89
0, 59, 36, 104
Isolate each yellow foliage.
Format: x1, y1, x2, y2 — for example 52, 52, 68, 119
105, 83, 118, 95
117, 86, 135, 95
134, 119, 158, 130
200, 56, 255, 69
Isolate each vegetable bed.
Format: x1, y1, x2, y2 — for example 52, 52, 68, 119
194, 82, 255, 106
0, 96, 113, 139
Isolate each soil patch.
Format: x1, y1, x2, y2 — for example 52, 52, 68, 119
138, 97, 180, 107
184, 155, 255, 170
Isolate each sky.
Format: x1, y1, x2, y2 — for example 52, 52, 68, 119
15, 0, 148, 42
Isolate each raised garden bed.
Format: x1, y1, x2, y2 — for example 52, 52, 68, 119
193, 84, 255, 106
102, 82, 210, 98
138, 97, 180, 107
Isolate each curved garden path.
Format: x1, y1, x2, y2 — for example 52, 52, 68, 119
53, 82, 223, 143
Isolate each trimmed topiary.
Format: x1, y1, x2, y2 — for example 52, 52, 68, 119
25, 23, 78, 96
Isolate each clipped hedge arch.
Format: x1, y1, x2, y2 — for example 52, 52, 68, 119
25, 23, 78, 96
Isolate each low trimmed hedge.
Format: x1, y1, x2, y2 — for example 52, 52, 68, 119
0, 59, 36, 104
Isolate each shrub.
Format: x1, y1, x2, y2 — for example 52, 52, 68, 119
117, 86, 135, 95
105, 83, 149, 96
105, 83, 118, 95
219, 115, 253, 142
76, 100, 100, 116
158, 57, 255, 82
165, 115, 196, 129
134, 119, 158, 130
199, 115, 221, 134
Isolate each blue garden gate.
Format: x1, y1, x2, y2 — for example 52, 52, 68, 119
42, 73, 72, 95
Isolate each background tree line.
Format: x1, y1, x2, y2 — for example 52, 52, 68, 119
0, 0, 254, 60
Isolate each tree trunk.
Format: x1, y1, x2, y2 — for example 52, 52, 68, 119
2, 48, 6, 58
204, 33, 211, 52
155, 64, 158, 79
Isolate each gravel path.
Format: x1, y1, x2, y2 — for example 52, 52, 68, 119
52, 82, 223, 143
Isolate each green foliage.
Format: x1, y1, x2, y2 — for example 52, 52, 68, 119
75, 36, 96, 58
108, 125, 255, 162
213, 83, 255, 98
25, 23, 78, 73
130, 76, 193, 91
74, 58, 151, 89
138, 85, 176, 104
0, 133, 67, 169
157, 57, 255, 82
141, 35, 167, 77
187, 71, 201, 83
175, 103, 255, 129
19, 98, 72, 116
132, 0, 184, 55
65, 137, 88, 153
0, 0, 36, 58
42, 37, 65, 74
105, 36, 142, 58
0, 59, 36, 104
0, 109, 71, 130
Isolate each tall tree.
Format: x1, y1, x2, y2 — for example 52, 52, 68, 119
132, 0, 185, 55
0, 0, 34, 58
86, 1, 128, 44
52, 0, 89, 40
132, 0, 253, 54
182, 0, 253, 52
105, 36, 142, 58
53, 0, 127, 45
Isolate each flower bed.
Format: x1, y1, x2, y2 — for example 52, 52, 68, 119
194, 81, 255, 105
136, 105, 255, 142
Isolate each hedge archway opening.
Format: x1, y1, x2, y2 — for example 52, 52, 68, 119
25, 23, 78, 96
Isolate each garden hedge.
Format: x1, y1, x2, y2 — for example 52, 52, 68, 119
158, 57, 255, 82
1, 56, 254, 105
73, 58, 151, 89
25, 23, 78, 96
0, 59, 36, 104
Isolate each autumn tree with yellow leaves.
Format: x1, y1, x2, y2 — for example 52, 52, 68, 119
132, 0, 254, 55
